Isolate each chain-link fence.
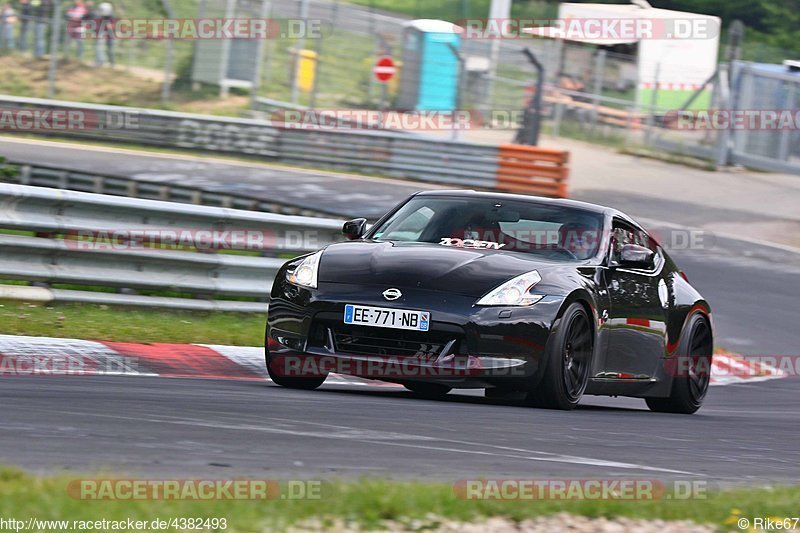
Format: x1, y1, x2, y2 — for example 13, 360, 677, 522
2, 0, 799, 175
641, 61, 800, 175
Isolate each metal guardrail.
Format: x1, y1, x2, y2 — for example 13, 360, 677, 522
2, 162, 341, 217
0, 183, 345, 312
1, 96, 282, 158
0, 96, 570, 196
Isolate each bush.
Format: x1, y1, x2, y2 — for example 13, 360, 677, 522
0, 156, 18, 182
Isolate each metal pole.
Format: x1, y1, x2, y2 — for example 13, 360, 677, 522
776, 82, 795, 162
590, 49, 606, 133
162, 41, 174, 104
367, 0, 377, 102
191, 0, 207, 90
645, 62, 660, 146
447, 42, 464, 141
263, 0, 275, 88
251, 0, 271, 111
552, 100, 563, 138
160, 0, 176, 105
517, 48, 544, 146
376, 34, 392, 111
332, 0, 340, 27
309, 23, 322, 109
290, 0, 310, 104
486, 0, 511, 107
47, 0, 63, 99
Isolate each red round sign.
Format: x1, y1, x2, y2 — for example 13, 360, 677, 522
373, 56, 396, 83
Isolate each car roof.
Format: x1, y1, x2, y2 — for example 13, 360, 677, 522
414, 189, 636, 223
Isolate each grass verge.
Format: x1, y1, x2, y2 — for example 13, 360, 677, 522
0, 466, 797, 531
0, 302, 265, 346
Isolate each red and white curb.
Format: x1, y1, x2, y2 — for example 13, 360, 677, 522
0, 335, 391, 387
0, 335, 786, 387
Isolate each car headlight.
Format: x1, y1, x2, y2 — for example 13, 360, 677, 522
476, 270, 543, 306
286, 251, 323, 289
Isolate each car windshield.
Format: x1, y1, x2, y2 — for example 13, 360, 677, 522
369, 196, 605, 261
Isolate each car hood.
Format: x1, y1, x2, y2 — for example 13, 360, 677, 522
317, 240, 565, 298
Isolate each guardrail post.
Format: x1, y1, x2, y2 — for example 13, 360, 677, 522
20, 165, 32, 185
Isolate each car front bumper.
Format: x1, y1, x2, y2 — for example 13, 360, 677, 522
267, 279, 566, 389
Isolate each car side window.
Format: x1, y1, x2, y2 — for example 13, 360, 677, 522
610, 220, 659, 265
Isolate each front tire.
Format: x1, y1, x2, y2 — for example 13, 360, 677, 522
646, 313, 712, 414
265, 343, 327, 390
526, 303, 593, 410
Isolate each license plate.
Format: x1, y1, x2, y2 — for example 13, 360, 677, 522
344, 304, 430, 332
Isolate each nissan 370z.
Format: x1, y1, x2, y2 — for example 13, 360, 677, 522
266, 191, 713, 413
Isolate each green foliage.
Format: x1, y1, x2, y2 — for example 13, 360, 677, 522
0, 156, 18, 182
349, 0, 800, 57
760, 0, 800, 53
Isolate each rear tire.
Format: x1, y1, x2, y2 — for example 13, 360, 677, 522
265, 343, 327, 390
646, 314, 712, 414
526, 303, 594, 410
404, 382, 452, 398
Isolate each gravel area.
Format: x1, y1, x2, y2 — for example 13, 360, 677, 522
288, 513, 716, 532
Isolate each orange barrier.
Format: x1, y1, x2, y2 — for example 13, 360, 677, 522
496, 145, 570, 198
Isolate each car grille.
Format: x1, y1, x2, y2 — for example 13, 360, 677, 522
329, 324, 459, 359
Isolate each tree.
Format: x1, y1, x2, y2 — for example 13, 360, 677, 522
761, 0, 800, 54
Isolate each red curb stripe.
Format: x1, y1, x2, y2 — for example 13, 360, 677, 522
100, 341, 263, 379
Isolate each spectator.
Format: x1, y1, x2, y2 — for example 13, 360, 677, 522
81, 2, 95, 33
94, 1, 113, 66
0, 3, 17, 51
32, 0, 52, 58
65, 0, 87, 59
17, 0, 31, 51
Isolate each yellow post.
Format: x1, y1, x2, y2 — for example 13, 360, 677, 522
296, 50, 318, 93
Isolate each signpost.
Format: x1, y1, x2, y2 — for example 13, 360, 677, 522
373, 56, 396, 110
373, 56, 396, 83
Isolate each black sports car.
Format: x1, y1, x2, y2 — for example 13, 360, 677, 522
266, 190, 713, 413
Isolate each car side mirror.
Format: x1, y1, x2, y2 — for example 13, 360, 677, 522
342, 218, 367, 240
618, 244, 655, 267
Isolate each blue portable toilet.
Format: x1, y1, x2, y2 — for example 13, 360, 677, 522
397, 20, 462, 111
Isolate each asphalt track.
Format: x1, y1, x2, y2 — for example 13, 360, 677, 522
0, 138, 432, 219
1, 137, 799, 483
1, 375, 798, 483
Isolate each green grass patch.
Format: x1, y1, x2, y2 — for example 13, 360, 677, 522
0, 466, 797, 531
0, 302, 265, 346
